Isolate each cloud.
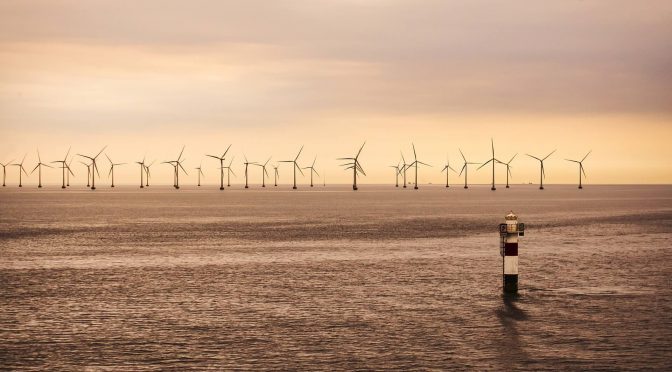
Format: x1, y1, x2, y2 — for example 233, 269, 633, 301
0, 1, 671, 184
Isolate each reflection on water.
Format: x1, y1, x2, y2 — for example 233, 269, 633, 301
0, 185, 671, 369
496, 294, 530, 366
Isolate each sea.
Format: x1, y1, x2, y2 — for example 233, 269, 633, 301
1, 184, 670, 370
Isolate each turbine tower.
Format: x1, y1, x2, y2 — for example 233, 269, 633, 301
165, 146, 187, 189
11, 154, 28, 187
302, 156, 319, 187
136, 157, 146, 188
389, 161, 402, 187
280, 145, 304, 190
477, 139, 502, 191
65, 156, 75, 187
105, 154, 125, 188
458, 149, 479, 189
206, 144, 232, 190
1, 158, 14, 187
77, 146, 107, 190
400, 152, 409, 188
409, 143, 430, 190
30, 149, 53, 188
51, 147, 71, 189
195, 162, 204, 187
80, 161, 91, 187
502, 154, 517, 188
526, 150, 556, 190
566, 151, 591, 189
257, 157, 272, 187
223, 156, 236, 187
242, 155, 259, 189
272, 164, 280, 187
66, 158, 73, 187
338, 142, 366, 191
441, 155, 456, 188
144, 161, 155, 187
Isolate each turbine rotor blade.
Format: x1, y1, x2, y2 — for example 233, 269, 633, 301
582, 150, 592, 162
543, 149, 556, 161
94, 146, 108, 159
223, 144, 232, 158
177, 145, 185, 162
295, 145, 304, 161
459, 148, 466, 162
355, 141, 366, 159
477, 159, 492, 170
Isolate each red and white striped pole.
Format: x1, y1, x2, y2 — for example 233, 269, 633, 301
500, 212, 525, 294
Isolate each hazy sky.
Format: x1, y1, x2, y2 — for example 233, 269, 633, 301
1, 0, 670, 186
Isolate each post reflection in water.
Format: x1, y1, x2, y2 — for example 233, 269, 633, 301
495, 294, 530, 366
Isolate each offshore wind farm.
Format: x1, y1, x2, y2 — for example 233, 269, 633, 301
0, 141, 595, 190
1, 1, 671, 370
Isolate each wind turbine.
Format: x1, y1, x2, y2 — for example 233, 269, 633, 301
223, 156, 236, 187
77, 146, 106, 190
136, 157, 146, 188
338, 142, 366, 191
30, 149, 53, 188
302, 156, 319, 187
272, 164, 280, 187
280, 145, 304, 190
400, 152, 409, 188
502, 154, 517, 188
389, 161, 402, 187
527, 150, 556, 190
409, 143, 430, 190
243, 155, 259, 189
256, 157, 272, 187
11, 154, 28, 187
51, 147, 72, 189
144, 161, 155, 187
1, 158, 15, 187
80, 161, 91, 187
105, 154, 125, 188
458, 149, 479, 189
66, 158, 73, 187
566, 151, 591, 189
206, 144, 232, 190
195, 162, 204, 187
477, 139, 502, 191
441, 155, 456, 188
166, 146, 187, 189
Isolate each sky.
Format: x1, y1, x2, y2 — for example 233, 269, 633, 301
1, 0, 671, 186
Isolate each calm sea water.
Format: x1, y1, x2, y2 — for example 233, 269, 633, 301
1, 184, 671, 370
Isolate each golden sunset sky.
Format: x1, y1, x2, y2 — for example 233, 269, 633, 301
1, 1, 670, 185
